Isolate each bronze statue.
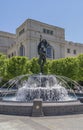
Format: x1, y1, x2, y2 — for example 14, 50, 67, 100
38, 39, 50, 73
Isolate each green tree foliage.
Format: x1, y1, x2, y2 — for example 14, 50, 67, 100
50, 57, 79, 80
30, 58, 40, 74
0, 53, 7, 77
6, 56, 31, 79
44, 60, 51, 74
0, 54, 83, 85
30, 58, 51, 74
77, 54, 83, 81
0, 54, 8, 86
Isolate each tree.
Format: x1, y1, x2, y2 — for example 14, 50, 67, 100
77, 54, 83, 81
30, 58, 40, 74
6, 56, 31, 79
0, 53, 7, 77
50, 57, 79, 80
44, 60, 51, 74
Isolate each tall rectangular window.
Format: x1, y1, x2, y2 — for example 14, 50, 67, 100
50, 30, 53, 35
73, 50, 76, 54
46, 46, 52, 58
47, 29, 50, 34
43, 28, 46, 33
67, 48, 70, 53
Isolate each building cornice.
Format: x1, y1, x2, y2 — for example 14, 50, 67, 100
0, 31, 16, 39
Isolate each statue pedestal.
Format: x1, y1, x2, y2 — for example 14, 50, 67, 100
32, 99, 44, 117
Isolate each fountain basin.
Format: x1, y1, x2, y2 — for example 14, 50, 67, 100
0, 74, 82, 116
0, 100, 83, 116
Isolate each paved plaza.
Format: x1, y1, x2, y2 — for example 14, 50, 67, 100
0, 114, 83, 130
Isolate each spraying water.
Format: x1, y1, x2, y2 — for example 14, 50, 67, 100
16, 74, 77, 102
0, 74, 80, 102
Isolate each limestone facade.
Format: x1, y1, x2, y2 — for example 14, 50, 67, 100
0, 19, 83, 59
0, 31, 16, 55
7, 19, 66, 59
65, 41, 83, 57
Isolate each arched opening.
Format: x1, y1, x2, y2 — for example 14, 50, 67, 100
46, 45, 53, 58
19, 44, 25, 56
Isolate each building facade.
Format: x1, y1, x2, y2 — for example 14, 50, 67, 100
0, 31, 16, 55
0, 19, 83, 59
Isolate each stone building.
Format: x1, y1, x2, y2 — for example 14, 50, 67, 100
0, 31, 16, 55
65, 41, 83, 57
0, 19, 83, 59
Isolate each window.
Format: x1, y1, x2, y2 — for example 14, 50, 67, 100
19, 28, 25, 36
43, 28, 53, 35
12, 53, 14, 57
19, 44, 25, 56
47, 30, 50, 34
67, 48, 70, 53
50, 31, 53, 35
43, 28, 46, 33
46, 46, 52, 58
73, 50, 76, 54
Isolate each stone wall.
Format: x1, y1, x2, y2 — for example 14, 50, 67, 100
0, 102, 32, 116
0, 100, 83, 116
0, 31, 16, 55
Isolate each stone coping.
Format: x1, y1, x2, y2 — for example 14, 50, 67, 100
0, 100, 81, 107
0, 100, 83, 116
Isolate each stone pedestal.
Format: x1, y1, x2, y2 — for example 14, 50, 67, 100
32, 99, 44, 117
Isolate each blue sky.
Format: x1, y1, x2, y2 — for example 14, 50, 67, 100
0, 0, 83, 43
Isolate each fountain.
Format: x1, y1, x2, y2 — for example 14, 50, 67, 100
15, 74, 78, 102
0, 74, 77, 102
0, 39, 83, 116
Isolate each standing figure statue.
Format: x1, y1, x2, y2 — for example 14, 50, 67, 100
38, 39, 50, 73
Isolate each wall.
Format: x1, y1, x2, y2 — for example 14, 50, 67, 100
0, 31, 16, 55
65, 41, 83, 58
15, 19, 66, 59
